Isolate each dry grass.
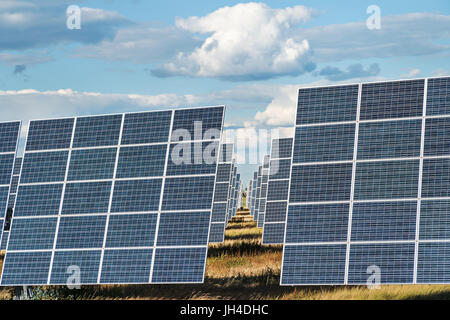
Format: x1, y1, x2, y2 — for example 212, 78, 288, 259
2, 210, 450, 300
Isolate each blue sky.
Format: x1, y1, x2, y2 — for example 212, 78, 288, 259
0, 0, 449, 183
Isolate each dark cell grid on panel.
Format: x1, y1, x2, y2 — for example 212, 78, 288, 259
116, 145, 166, 179
0, 153, 15, 185
10, 175, 19, 194
56, 215, 106, 249
111, 179, 162, 213
0, 121, 20, 153
157, 211, 210, 246
152, 247, 206, 283
68, 148, 117, 181
162, 176, 215, 211
50, 250, 101, 285
424, 118, 450, 157
1, 231, 8, 250
0, 186, 8, 216
262, 173, 269, 184
261, 184, 268, 198
354, 160, 419, 200
296, 85, 359, 125
171, 107, 224, 142
216, 163, 232, 183
427, 77, 450, 116
72, 115, 122, 148
265, 201, 288, 223
360, 79, 424, 120
209, 223, 225, 243
257, 214, 265, 228
219, 143, 233, 163
121, 111, 172, 145
422, 158, 450, 198
351, 201, 417, 241
267, 180, 289, 201
271, 138, 293, 159
263, 223, 285, 244
293, 124, 355, 164
420, 200, 450, 240
106, 213, 157, 248
286, 204, 349, 243
211, 202, 227, 223
269, 159, 291, 180
348, 243, 415, 284
417, 242, 450, 283
0, 251, 52, 286
290, 163, 353, 203
7, 217, 57, 251
213, 182, 230, 203
7, 194, 15, 209
357, 119, 422, 160
14, 184, 63, 217
62, 181, 111, 215
282, 244, 347, 285
20, 151, 68, 183
166, 142, 218, 176
26, 118, 74, 151
13, 157, 22, 175
101, 249, 153, 284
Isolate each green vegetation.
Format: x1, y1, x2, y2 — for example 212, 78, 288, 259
1, 209, 450, 300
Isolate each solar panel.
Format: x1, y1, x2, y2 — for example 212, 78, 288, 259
253, 166, 262, 223
209, 143, 234, 243
251, 172, 257, 218
282, 76, 450, 285
1, 157, 22, 251
1, 106, 225, 286
257, 155, 270, 228
0, 122, 20, 251
262, 138, 293, 245
226, 162, 236, 222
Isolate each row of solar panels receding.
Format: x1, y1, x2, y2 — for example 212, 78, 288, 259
282, 77, 450, 285
0, 122, 21, 253
0, 106, 225, 286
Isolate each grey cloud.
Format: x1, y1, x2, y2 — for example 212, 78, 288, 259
13, 64, 26, 74
317, 63, 380, 81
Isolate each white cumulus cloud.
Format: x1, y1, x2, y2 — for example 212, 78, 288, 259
152, 2, 316, 81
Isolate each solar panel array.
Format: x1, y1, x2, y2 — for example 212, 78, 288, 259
250, 172, 258, 218
231, 173, 241, 218
253, 167, 262, 223
1, 106, 225, 286
209, 143, 234, 243
282, 77, 450, 285
262, 138, 293, 245
1, 157, 22, 251
256, 156, 270, 228
0, 122, 21, 253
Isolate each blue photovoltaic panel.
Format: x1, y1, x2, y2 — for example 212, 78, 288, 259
0, 121, 21, 251
166, 142, 219, 176
293, 124, 355, 163
283, 77, 450, 286
360, 79, 424, 120
100, 249, 153, 284
20, 151, 68, 183
296, 85, 358, 125
209, 143, 233, 243
72, 115, 122, 148
121, 111, 171, 144
116, 145, 166, 178
1, 106, 224, 285
152, 247, 207, 283
26, 118, 73, 151
426, 77, 450, 116
348, 243, 415, 284
68, 148, 117, 181
262, 138, 293, 245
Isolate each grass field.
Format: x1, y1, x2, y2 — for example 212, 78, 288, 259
1, 210, 450, 300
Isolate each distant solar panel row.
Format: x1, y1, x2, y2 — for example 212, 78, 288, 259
282, 77, 450, 285
257, 155, 270, 228
209, 143, 234, 243
253, 166, 262, 223
262, 138, 293, 245
1, 157, 22, 251
1, 106, 225, 285
0, 122, 20, 252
